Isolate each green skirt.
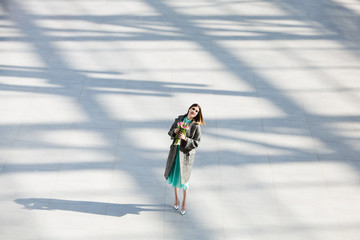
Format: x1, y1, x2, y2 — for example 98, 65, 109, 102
166, 145, 189, 190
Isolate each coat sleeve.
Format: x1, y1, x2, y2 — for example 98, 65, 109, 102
182, 124, 201, 152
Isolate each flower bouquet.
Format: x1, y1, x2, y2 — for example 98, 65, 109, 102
174, 121, 190, 145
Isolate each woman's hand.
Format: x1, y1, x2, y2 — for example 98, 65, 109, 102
174, 128, 179, 134
178, 132, 187, 141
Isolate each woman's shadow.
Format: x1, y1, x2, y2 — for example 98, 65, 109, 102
15, 198, 166, 217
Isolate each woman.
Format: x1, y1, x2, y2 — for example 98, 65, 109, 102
164, 103, 205, 215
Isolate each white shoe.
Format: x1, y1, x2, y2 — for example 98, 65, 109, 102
180, 209, 186, 215
173, 205, 179, 210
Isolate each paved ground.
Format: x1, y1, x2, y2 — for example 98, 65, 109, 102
1, 0, 360, 239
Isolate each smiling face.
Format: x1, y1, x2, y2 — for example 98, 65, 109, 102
187, 106, 199, 120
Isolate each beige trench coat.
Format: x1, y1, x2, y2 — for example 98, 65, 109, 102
164, 115, 201, 184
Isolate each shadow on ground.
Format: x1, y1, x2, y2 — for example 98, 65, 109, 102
15, 198, 167, 217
